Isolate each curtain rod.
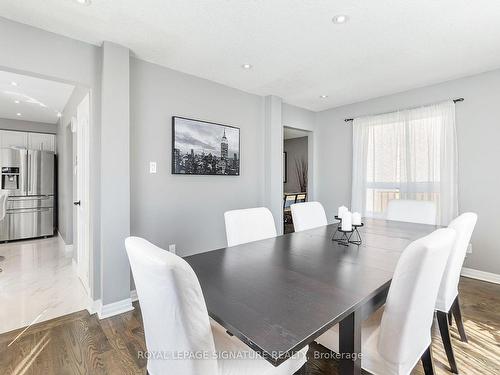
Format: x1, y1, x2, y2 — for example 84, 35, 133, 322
344, 98, 464, 123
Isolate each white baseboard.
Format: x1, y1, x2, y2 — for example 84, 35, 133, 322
97, 298, 134, 319
87, 298, 101, 315
461, 267, 500, 285
130, 289, 138, 302
87, 291, 138, 319
57, 231, 73, 253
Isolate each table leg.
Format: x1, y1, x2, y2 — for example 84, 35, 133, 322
339, 310, 361, 375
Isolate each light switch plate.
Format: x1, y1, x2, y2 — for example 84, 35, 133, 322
467, 243, 472, 254
149, 161, 157, 174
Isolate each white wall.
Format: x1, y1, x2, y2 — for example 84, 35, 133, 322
282, 103, 315, 132
315, 69, 500, 275
130, 58, 265, 256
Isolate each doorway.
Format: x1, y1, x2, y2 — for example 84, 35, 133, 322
0, 69, 92, 333
283, 126, 313, 233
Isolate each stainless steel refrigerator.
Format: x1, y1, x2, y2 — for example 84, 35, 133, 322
0, 148, 55, 241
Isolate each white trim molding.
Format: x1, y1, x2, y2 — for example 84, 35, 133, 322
87, 298, 101, 316
461, 267, 500, 285
57, 231, 73, 253
97, 298, 134, 319
88, 291, 138, 318
130, 289, 138, 302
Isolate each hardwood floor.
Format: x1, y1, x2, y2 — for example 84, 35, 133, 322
0, 277, 498, 374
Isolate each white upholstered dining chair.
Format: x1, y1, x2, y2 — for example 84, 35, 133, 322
290, 201, 328, 232
125, 237, 308, 375
386, 199, 437, 225
434, 212, 477, 374
316, 228, 456, 375
224, 207, 277, 247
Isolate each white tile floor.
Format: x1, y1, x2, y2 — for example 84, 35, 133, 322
0, 236, 88, 334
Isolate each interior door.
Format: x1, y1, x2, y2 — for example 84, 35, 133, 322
75, 93, 91, 294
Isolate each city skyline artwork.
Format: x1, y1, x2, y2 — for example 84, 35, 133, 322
172, 116, 240, 175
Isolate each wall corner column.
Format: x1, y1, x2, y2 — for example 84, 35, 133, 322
99, 41, 132, 317
264, 95, 283, 234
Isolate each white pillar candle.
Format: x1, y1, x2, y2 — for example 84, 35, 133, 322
352, 212, 362, 226
338, 205, 348, 218
342, 211, 352, 231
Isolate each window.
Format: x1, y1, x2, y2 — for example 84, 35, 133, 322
351, 101, 458, 225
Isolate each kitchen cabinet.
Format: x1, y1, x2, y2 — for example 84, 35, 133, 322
0, 130, 28, 148
28, 133, 56, 152
0, 130, 56, 152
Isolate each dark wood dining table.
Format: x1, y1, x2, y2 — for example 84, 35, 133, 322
184, 218, 437, 375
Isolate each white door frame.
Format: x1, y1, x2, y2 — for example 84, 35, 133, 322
282, 125, 314, 201
74, 92, 92, 299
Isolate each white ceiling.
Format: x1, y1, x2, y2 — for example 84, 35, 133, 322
284, 127, 309, 140
2, 1, 500, 111
0, 70, 75, 124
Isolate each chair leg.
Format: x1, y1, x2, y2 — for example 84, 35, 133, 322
421, 344, 436, 375
452, 296, 468, 343
448, 309, 453, 326
437, 311, 459, 374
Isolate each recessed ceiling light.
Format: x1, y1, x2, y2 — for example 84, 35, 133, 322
75, 0, 91, 5
14, 100, 20, 104
332, 15, 349, 24
16, 113, 22, 116
11, 81, 18, 86
241, 64, 253, 70
57, 112, 62, 118
320, 95, 329, 99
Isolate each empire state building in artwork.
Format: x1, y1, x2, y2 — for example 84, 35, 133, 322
217, 129, 230, 174
221, 129, 228, 159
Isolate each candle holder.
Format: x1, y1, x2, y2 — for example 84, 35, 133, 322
332, 216, 363, 246
349, 223, 364, 245
332, 228, 353, 246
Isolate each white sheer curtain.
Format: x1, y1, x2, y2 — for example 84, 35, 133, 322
351, 100, 458, 225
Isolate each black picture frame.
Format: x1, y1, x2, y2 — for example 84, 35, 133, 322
172, 116, 241, 176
